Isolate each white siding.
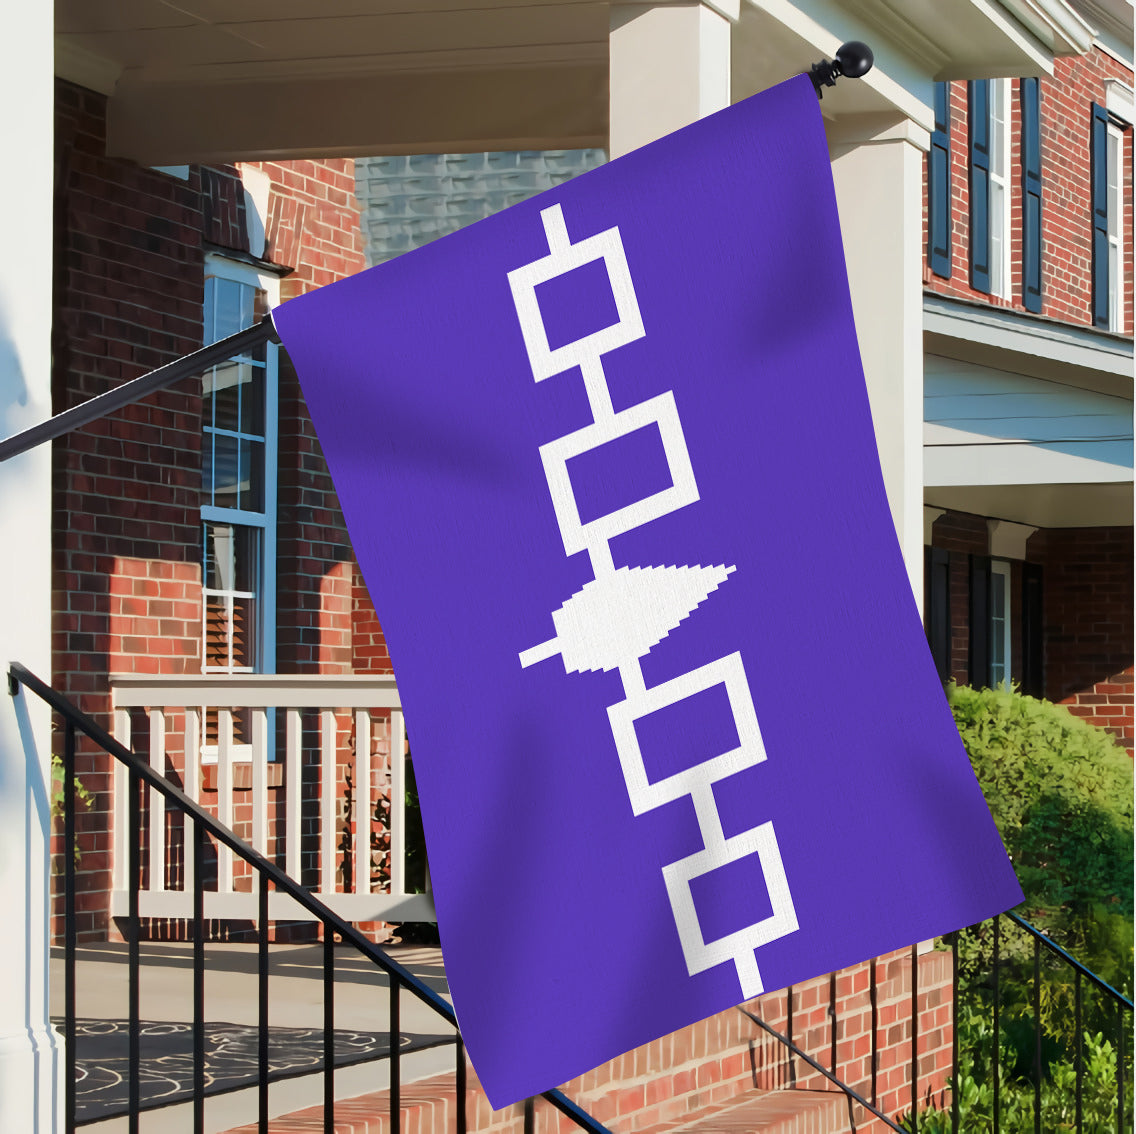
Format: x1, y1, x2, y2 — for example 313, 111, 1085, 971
924, 355, 1134, 487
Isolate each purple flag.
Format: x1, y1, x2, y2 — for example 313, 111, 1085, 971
274, 75, 1022, 1107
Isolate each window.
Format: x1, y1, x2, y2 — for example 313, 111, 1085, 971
989, 560, 1011, 687
1092, 104, 1127, 332
1106, 123, 1123, 332
969, 80, 1012, 298
988, 80, 1012, 299
201, 257, 279, 754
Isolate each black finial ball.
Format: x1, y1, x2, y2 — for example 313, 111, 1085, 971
835, 41, 874, 79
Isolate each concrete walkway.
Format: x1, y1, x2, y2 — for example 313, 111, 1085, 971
51, 941, 458, 1134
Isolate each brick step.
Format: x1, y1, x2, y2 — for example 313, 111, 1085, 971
656, 1088, 862, 1134
221, 1080, 869, 1134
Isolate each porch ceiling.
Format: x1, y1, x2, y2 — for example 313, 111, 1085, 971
55, 0, 611, 163
56, 0, 1095, 164
925, 483, 1134, 529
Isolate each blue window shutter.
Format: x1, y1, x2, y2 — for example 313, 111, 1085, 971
1020, 78, 1042, 313
928, 82, 952, 278
1090, 102, 1110, 328
969, 80, 991, 294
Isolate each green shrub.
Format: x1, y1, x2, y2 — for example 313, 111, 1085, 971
946, 683, 1133, 991
901, 1008, 1126, 1133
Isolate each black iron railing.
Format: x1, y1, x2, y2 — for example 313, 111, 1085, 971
737, 999, 908, 1133
10, 662, 610, 1134
737, 945, 922, 1134
739, 918, 1132, 1134
937, 911, 1133, 1134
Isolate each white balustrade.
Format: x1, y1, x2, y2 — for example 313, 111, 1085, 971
109, 674, 434, 925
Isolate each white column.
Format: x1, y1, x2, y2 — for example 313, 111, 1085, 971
829, 115, 928, 608
609, 0, 737, 158
0, 2, 61, 1131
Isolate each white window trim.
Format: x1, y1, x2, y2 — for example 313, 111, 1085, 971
1106, 120, 1124, 334
988, 79, 1013, 301
202, 255, 280, 762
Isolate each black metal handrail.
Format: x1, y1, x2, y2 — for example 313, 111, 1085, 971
10, 662, 610, 1134
945, 911, 1133, 1134
1005, 910, 1133, 1008
737, 1003, 907, 1132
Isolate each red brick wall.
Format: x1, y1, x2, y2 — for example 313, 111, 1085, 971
924, 48, 1134, 335
928, 512, 1133, 754
52, 77, 379, 941
54, 79, 206, 938
1028, 525, 1134, 750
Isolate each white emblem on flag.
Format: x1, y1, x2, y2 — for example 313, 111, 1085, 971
510, 204, 799, 1000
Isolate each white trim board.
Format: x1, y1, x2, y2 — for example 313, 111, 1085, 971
924, 294, 1133, 398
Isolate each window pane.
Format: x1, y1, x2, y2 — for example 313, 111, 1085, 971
209, 433, 240, 505
205, 523, 258, 593
1107, 131, 1120, 237
211, 362, 243, 432
242, 366, 265, 436
239, 438, 264, 511
990, 182, 1005, 296
204, 593, 233, 670
1109, 243, 1119, 329
212, 278, 252, 341
989, 569, 1008, 686
203, 523, 260, 673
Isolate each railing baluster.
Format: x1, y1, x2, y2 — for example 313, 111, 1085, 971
112, 708, 131, 896
193, 821, 205, 1134
286, 708, 301, 881
355, 710, 371, 897
63, 722, 77, 1134
324, 930, 335, 1134
184, 710, 199, 897
129, 768, 141, 1134
1117, 1001, 1125, 1134
391, 979, 401, 1134
951, 932, 959, 1134
911, 944, 919, 1132
829, 970, 838, 1081
1075, 968, 1083, 1133
149, 709, 167, 890
870, 962, 879, 1108
217, 708, 234, 892
252, 707, 269, 855
993, 916, 1001, 1134
1033, 935, 1041, 1134
321, 709, 335, 896
787, 984, 795, 1087
390, 709, 406, 898
456, 1034, 467, 1134
259, 874, 269, 1133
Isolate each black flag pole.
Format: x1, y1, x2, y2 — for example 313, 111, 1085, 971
1, 43, 874, 464
0, 316, 280, 464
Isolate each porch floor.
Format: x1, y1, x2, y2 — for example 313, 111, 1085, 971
51, 941, 457, 1134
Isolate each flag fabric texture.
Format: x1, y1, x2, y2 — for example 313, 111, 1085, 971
273, 74, 1022, 1107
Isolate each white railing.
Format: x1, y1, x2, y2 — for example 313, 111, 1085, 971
109, 674, 434, 925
